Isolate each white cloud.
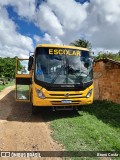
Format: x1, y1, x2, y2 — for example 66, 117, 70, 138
34, 33, 62, 45
85, 0, 120, 51
0, 0, 36, 21
36, 2, 64, 36
0, 7, 34, 58
36, 0, 120, 52
1, 0, 120, 58
47, 0, 88, 31
34, 35, 41, 43
42, 33, 62, 44
34, 0, 88, 45
0, 45, 31, 58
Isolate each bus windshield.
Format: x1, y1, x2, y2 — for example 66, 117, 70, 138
35, 47, 93, 85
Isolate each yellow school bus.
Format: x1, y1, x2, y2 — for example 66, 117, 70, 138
15, 44, 93, 114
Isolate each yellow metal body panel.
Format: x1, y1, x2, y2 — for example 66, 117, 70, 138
36, 44, 89, 51
32, 82, 93, 107
16, 74, 32, 78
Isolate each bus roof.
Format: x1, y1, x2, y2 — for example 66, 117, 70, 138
36, 44, 89, 51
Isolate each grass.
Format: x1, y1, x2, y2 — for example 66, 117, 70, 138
0, 81, 14, 91
44, 101, 120, 160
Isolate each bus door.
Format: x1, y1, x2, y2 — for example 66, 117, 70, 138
15, 58, 32, 102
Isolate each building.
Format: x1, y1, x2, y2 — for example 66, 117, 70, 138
93, 58, 120, 104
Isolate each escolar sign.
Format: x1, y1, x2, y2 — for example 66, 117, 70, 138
49, 49, 81, 56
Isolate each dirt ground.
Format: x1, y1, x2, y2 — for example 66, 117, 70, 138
0, 86, 63, 160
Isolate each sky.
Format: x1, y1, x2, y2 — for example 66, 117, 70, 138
0, 0, 120, 58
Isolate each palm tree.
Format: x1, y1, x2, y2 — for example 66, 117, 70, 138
70, 39, 92, 51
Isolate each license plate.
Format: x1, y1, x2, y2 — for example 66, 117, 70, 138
61, 100, 72, 104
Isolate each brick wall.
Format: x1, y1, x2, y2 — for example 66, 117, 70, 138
93, 60, 120, 104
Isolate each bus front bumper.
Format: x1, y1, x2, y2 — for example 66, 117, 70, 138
32, 96, 93, 107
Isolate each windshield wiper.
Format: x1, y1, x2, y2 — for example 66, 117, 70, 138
51, 63, 90, 85
51, 61, 83, 84
67, 65, 83, 84
51, 65, 66, 84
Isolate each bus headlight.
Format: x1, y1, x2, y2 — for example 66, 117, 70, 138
36, 89, 45, 99
86, 89, 93, 98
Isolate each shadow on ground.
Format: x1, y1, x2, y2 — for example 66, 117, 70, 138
0, 90, 80, 123
81, 100, 120, 128
0, 90, 120, 128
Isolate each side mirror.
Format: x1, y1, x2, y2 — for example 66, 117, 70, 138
28, 56, 33, 71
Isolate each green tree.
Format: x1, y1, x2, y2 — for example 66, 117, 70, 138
96, 51, 120, 61
70, 39, 92, 50
0, 57, 16, 78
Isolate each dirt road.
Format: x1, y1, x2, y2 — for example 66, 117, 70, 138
0, 86, 63, 160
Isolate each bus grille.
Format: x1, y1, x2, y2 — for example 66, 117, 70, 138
49, 93, 82, 96
48, 93, 83, 99
51, 100, 81, 106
